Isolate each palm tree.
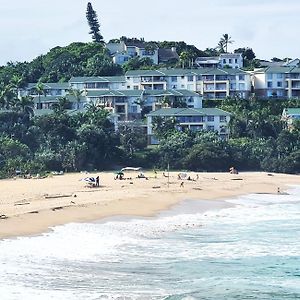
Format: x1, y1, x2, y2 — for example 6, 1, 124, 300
219, 34, 234, 53
68, 88, 84, 110
0, 83, 17, 109
216, 40, 225, 53
9, 75, 24, 97
51, 96, 70, 114
179, 51, 189, 69
35, 82, 45, 109
13, 95, 34, 116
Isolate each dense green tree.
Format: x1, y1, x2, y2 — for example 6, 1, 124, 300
12, 95, 34, 116
234, 47, 256, 61
86, 2, 104, 43
51, 96, 72, 114
118, 125, 147, 158
122, 57, 154, 72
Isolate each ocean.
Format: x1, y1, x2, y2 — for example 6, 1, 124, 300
0, 186, 300, 300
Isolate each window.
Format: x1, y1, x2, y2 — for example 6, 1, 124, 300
267, 73, 273, 80
239, 83, 245, 90
131, 106, 138, 113
220, 115, 227, 122
235, 59, 238, 63
187, 75, 194, 82
207, 125, 215, 131
277, 73, 283, 79
171, 76, 177, 82
133, 85, 139, 90
207, 115, 214, 122
277, 81, 282, 88
127, 86, 130, 89
238, 74, 245, 81
223, 59, 226, 64
229, 59, 232, 64
197, 75, 202, 80
267, 82, 273, 88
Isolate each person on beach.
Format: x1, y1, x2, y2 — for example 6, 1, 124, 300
96, 176, 100, 187
180, 181, 184, 188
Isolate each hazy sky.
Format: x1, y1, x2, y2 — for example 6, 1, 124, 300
0, 0, 299, 65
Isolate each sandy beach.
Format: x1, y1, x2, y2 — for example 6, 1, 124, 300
0, 170, 300, 239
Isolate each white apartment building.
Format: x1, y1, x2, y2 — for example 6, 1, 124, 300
146, 108, 231, 144
125, 68, 251, 99
69, 76, 126, 91
20, 83, 69, 98
253, 66, 300, 98
85, 89, 202, 121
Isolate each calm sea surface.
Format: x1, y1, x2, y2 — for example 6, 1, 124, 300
0, 186, 300, 299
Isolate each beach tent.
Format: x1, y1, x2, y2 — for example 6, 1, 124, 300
178, 172, 188, 179
80, 177, 96, 184
121, 167, 142, 172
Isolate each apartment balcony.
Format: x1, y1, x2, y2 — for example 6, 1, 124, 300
203, 79, 228, 83
286, 75, 300, 80
203, 93, 227, 100
203, 85, 227, 92
141, 82, 166, 90
291, 91, 300, 98
141, 77, 166, 83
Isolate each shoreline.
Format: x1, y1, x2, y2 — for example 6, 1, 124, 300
1, 171, 300, 239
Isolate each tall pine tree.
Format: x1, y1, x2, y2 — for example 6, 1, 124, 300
86, 2, 104, 43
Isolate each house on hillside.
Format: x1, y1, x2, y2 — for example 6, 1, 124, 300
106, 40, 159, 65
158, 48, 179, 64
146, 107, 231, 144
259, 58, 299, 68
281, 108, 300, 130
106, 40, 179, 65
195, 53, 243, 69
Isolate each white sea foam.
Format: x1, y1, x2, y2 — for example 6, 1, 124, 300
0, 186, 300, 299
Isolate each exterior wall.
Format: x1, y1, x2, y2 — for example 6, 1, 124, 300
219, 54, 243, 68
106, 42, 125, 54
253, 71, 288, 98
146, 112, 230, 145
136, 48, 159, 64
113, 53, 131, 65
125, 71, 251, 99
70, 81, 126, 91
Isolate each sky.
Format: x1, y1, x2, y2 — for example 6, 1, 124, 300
0, 0, 300, 65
